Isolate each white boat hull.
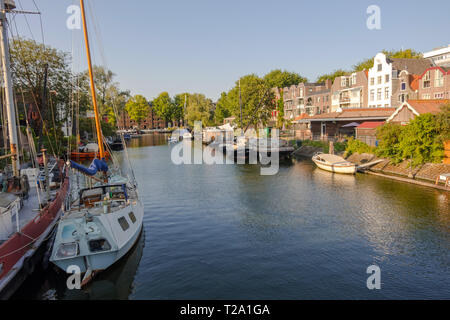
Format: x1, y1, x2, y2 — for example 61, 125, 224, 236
51, 199, 144, 275
312, 157, 357, 174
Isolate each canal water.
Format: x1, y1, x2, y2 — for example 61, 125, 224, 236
13, 134, 450, 299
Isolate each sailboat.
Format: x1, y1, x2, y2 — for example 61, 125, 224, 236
0, 0, 70, 299
50, 0, 144, 286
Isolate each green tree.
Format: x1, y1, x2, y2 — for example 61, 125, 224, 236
276, 89, 285, 129
152, 92, 174, 125
376, 122, 404, 164
316, 69, 348, 83
214, 92, 232, 125
263, 69, 307, 88
399, 113, 444, 167
217, 74, 275, 130
125, 95, 150, 129
185, 93, 214, 127
173, 93, 189, 126
353, 49, 422, 71
10, 38, 71, 143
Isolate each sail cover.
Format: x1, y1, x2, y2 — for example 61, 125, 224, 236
70, 159, 109, 176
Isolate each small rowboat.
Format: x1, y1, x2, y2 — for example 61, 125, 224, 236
312, 153, 357, 174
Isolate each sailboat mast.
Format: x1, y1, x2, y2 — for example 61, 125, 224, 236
0, 0, 20, 177
79, 0, 104, 159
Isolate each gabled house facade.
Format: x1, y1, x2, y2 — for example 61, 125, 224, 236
416, 66, 450, 100
368, 52, 433, 108
387, 99, 449, 124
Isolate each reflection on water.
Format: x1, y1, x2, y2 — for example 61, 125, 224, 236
13, 134, 450, 299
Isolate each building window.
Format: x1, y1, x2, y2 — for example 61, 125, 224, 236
377, 88, 382, 100
370, 90, 375, 101
118, 217, 130, 231
385, 74, 390, 83
423, 71, 431, 88
299, 88, 303, 97
377, 76, 382, 85
385, 87, 389, 99
422, 94, 431, 100
370, 78, 374, 86
401, 82, 406, 91
435, 70, 444, 87
377, 64, 382, 72
352, 74, 357, 85
434, 92, 444, 99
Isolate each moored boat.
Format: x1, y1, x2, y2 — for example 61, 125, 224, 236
50, 0, 144, 287
0, 0, 69, 299
312, 153, 357, 174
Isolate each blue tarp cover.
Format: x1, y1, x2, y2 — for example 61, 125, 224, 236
70, 159, 109, 176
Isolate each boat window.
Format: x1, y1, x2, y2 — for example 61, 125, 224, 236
56, 242, 79, 259
118, 217, 130, 231
88, 239, 112, 253
129, 212, 136, 224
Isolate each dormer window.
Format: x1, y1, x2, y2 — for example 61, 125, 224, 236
377, 64, 382, 72
423, 71, 431, 88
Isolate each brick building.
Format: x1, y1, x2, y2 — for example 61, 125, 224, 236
117, 105, 166, 130
276, 80, 332, 121
416, 66, 450, 100
331, 71, 369, 112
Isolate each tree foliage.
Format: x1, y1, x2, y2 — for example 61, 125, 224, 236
152, 92, 174, 124
263, 69, 307, 88
214, 74, 275, 130
276, 89, 285, 129
316, 69, 348, 83
125, 95, 149, 128
375, 108, 448, 167
185, 93, 214, 127
353, 49, 422, 72
10, 38, 71, 137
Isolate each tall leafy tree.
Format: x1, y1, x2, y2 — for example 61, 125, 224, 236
214, 92, 232, 125
152, 92, 174, 125
217, 74, 275, 130
10, 38, 71, 139
173, 93, 189, 125
185, 93, 214, 127
276, 89, 285, 129
125, 95, 150, 129
263, 69, 307, 88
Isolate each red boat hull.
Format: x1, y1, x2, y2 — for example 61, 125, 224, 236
0, 162, 70, 299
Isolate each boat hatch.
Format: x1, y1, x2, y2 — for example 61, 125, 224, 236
62, 224, 77, 239
88, 238, 111, 253
56, 242, 79, 259
84, 222, 101, 236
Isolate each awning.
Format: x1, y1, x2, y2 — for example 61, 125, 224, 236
341, 122, 360, 128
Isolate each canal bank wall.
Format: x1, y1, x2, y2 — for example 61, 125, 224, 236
292, 146, 449, 191
346, 153, 450, 191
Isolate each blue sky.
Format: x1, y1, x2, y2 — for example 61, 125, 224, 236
11, 0, 450, 101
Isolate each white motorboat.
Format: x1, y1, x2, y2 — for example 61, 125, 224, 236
312, 153, 357, 174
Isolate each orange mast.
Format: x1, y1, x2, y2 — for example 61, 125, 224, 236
79, 0, 104, 159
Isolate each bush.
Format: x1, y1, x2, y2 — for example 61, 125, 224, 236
345, 137, 375, 157
398, 113, 444, 167
375, 123, 404, 164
